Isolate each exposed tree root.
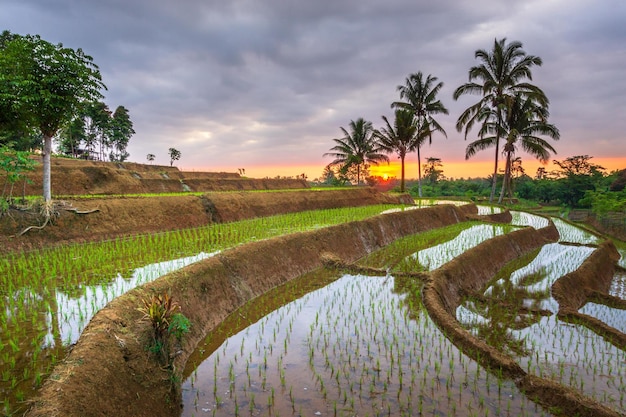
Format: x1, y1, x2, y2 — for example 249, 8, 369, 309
16, 201, 99, 236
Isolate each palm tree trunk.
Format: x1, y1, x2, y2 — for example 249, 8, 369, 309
417, 146, 422, 198
498, 151, 512, 204
490, 112, 503, 203
400, 155, 406, 192
490, 134, 500, 203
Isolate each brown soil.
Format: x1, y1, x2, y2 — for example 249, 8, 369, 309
25, 204, 473, 417
423, 223, 624, 417
12, 157, 308, 196
0, 187, 411, 255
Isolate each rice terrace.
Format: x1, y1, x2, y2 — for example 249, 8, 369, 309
1, 159, 625, 417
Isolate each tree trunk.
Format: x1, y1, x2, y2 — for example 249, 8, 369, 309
498, 151, 512, 204
417, 146, 422, 198
42, 134, 53, 202
489, 114, 502, 203
400, 155, 406, 192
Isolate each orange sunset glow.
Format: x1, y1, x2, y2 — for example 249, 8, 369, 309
369, 157, 626, 181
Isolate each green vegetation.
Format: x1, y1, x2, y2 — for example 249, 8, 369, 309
323, 118, 389, 186
0, 203, 406, 415
139, 292, 190, 365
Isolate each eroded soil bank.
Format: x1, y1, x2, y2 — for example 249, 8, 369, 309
552, 240, 626, 351
14, 157, 308, 196
25, 204, 475, 417
0, 187, 411, 254
424, 226, 624, 417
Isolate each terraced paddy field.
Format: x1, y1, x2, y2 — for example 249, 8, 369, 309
1, 193, 624, 417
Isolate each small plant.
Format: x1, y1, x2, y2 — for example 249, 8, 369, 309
169, 312, 191, 342
138, 292, 190, 364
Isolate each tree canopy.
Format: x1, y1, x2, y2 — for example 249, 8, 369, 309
0, 31, 106, 201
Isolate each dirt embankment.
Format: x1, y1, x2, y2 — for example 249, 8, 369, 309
0, 188, 412, 254
552, 240, 626, 351
26, 204, 474, 417
423, 225, 623, 417
12, 157, 308, 196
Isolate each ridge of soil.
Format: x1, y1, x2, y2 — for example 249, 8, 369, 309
25, 204, 476, 417
424, 224, 624, 417
12, 157, 309, 196
0, 187, 412, 254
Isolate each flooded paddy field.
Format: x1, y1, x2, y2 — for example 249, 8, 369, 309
0, 204, 403, 416
181, 211, 626, 417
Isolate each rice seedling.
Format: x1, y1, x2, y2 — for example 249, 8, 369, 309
457, 216, 626, 414
180, 271, 551, 417
1, 203, 406, 415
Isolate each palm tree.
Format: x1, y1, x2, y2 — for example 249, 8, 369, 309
496, 94, 559, 203
323, 118, 389, 185
392, 72, 448, 197
454, 38, 547, 202
374, 109, 420, 192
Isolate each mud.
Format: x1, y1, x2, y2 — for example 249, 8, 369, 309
552, 240, 626, 351
25, 204, 472, 417
0, 188, 410, 254
423, 224, 623, 417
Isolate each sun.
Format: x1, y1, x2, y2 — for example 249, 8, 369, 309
382, 173, 389, 181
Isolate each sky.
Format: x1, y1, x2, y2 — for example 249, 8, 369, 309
2, 0, 625, 180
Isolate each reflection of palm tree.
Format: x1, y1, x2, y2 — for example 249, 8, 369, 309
323, 118, 389, 185
454, 38, 546, 202
392, 275, 425, 321
374, 109, 419, 192
459, 250, 552, 356
392, 72, 448, 197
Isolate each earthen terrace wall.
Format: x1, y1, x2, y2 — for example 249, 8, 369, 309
26, 204, 476, 417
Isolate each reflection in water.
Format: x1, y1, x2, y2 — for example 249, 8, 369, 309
458, 236, 625, 412
510, 211, 549, 229
409, 224, 511, 271
552, 217, 601, 245
43, 252, 215, 347
579, 302, 626, 334
0, 252, 215, 414
610, 271, 626, 298
476, 205, 503, 215
182, 275, 549, 417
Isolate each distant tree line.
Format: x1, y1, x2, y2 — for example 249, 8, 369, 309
57, 101, 134, 162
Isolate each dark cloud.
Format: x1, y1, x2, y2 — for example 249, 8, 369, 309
2, 0, 625, 175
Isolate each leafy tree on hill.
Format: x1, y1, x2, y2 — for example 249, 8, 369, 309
423, 157, 444, 185
168, 147, 181, 167
110, 106, 134, 162
0, 32, 105, 202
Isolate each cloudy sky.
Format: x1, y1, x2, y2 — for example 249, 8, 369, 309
2, 0, 625, 179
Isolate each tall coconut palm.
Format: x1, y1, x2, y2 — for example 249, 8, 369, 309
496, 94, 559, 203
467, 94, 559, 203
392, 72, 448, 198
454, 38, 547, 202
323, 118, 389, 185
374, 109, 420, 192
